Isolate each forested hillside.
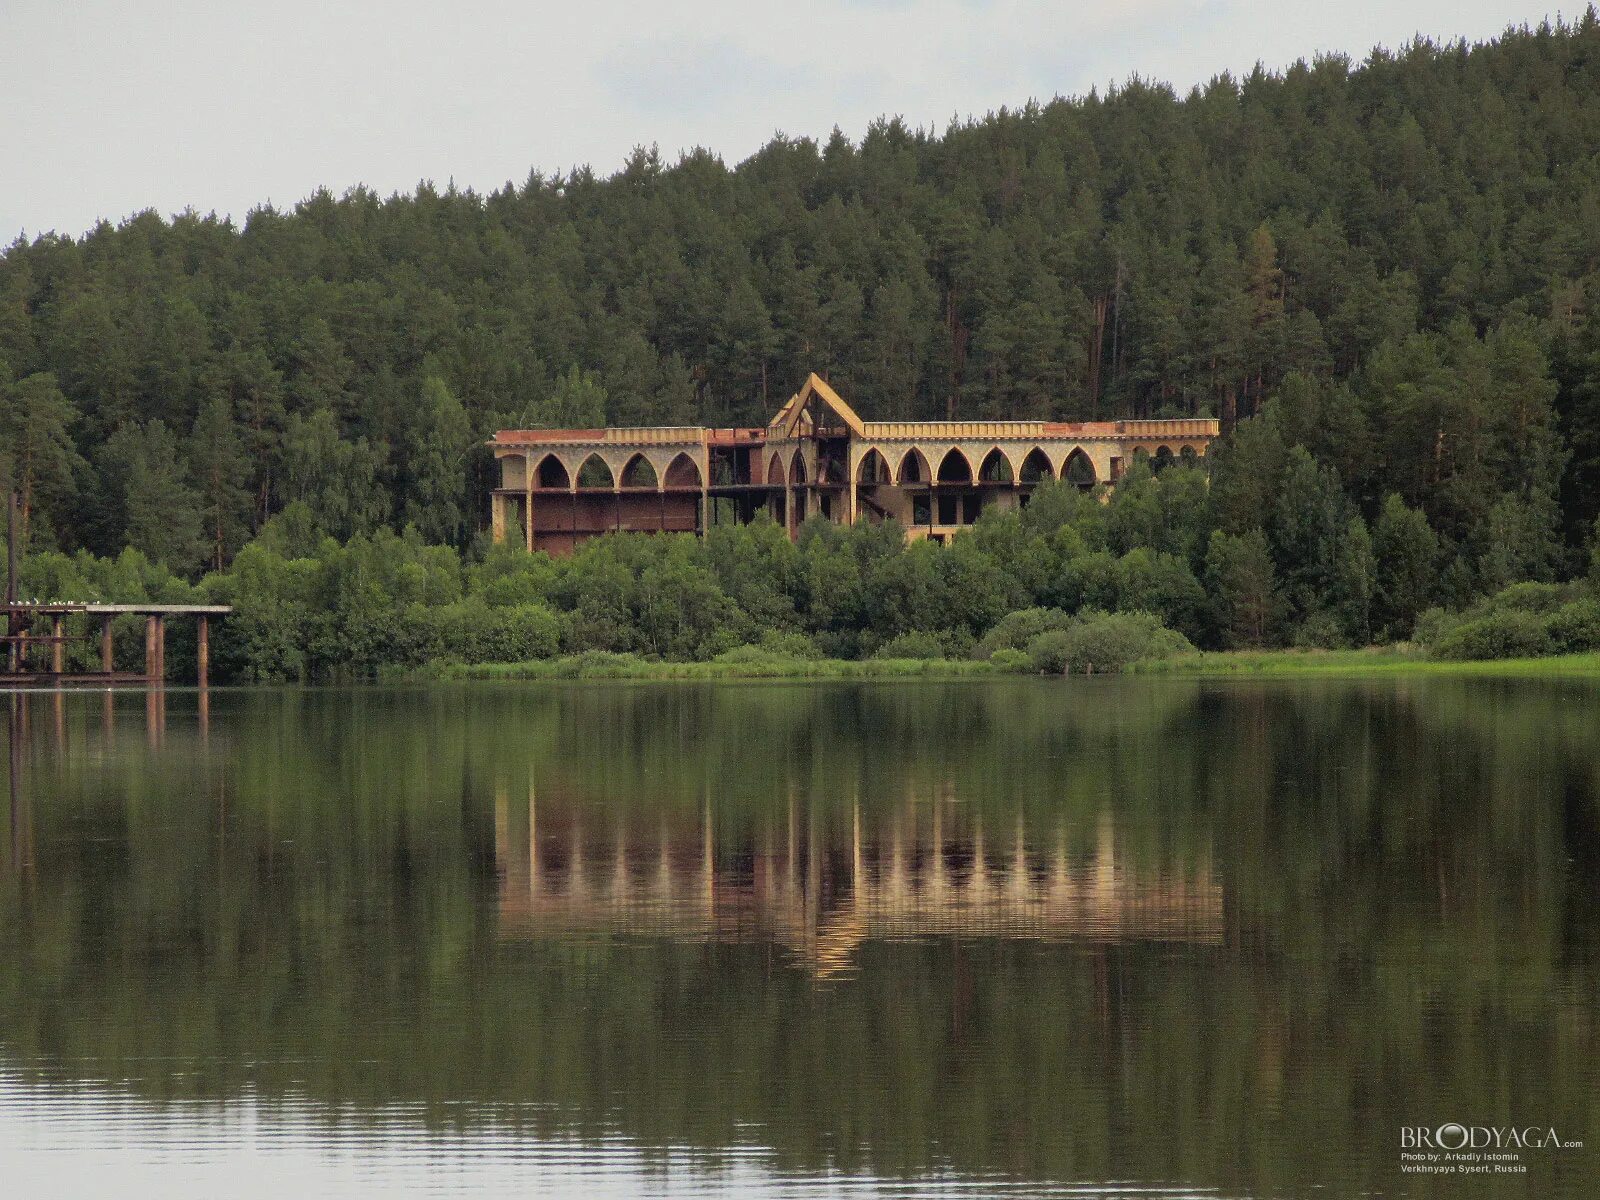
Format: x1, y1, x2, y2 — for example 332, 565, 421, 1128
4, 15, 1600, 598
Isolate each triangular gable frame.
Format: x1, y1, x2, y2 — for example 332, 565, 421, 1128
768, 373, 865, 438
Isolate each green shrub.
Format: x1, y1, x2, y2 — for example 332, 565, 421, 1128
1026, 630, 1076, 674
1545, 599, 1600, 654
1291, 609, 1349, 650
988, 647, 1033, 672
476, 572, 550, 608
216, 596, 312, 682
1026, 610, 1193, 674
552, 650, 652, 678
756, 629, 822, 658
1411, 606, 1452, 646
424, 598, 565, 664
1476, 581, 1571, 616
478, 603, 566, 662
1417, 582, 1600, 661
713, 644, 804, 667
873, 630, 948, 660
1430, 608, 1554, 660
972, 607, 1075, 660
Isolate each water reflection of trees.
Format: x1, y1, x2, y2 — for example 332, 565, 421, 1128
0, 680, 1596, 1196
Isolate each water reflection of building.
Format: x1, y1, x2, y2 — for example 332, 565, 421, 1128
494, 785, 1224, 977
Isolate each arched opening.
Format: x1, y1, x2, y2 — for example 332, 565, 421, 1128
897, 448, 929, 484
664, 452, 701, 488
857, 448, 891, 485
1153, 445, 1176, 472
1019, 448, 1054, 484
936, 448, 973, 484
620, 453, 658, 489
534, 454, 570, 489
790, 451, 809, 524
978, 447, 1013, 484
768, 451, 787, 487
576, 453, 615, 490
1064, 448, 1097, 491
1180, 445, 1199, 468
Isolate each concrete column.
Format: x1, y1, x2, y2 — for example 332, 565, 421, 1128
50, 614, 64, 675
197, 615, 210, 689
524, 453, 535, 553
490, 493, 507, 545
144, 616, 157, 681
100, 616, 114, 673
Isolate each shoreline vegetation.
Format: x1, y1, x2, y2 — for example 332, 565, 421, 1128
425, 646, 1600, 683
1132, 648, 1600, 677
10, 483, 1600, 684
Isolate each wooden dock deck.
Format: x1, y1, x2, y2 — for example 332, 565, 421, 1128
2, 603, 232, 687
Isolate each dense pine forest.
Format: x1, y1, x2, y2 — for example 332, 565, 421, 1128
8, 15, 1600, 674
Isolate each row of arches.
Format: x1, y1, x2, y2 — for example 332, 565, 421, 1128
770, 445, 1102, 489
529, 450, 703, 491
523, 440, 1201, 492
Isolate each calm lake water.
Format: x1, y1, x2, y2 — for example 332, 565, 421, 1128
0, 678, 1595, 1198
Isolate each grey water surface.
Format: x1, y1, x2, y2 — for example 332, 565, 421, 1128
1, 677, 1595, 1197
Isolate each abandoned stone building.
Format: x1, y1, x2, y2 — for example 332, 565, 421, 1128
489, 373, 1219, 555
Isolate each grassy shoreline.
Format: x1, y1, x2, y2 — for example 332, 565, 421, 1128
422, 647, 1600, 682
425, 653, 1000, 682
1129, 648, 1600, 676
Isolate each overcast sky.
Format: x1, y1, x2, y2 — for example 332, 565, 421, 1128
0, 1, 1560, 241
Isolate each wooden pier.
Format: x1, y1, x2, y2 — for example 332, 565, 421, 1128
2, 602, 232, 687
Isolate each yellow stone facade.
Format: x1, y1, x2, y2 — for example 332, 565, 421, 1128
490, 373, 1219, 554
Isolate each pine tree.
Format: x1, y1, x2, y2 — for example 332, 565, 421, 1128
518, 366, 607, 428
189, 397, 253, 570
0, 369, 82, 550
1269, 447, 1350, 623
402, 376, 473, 544
1372, 493, 1439, 639
1242, 224, 1287, 414
1332, 516, 1377, 644
281, 408, 390, 540
1477, 495, 1562, 593
97, 421, 208, 573
1205, 529, 1280, 648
